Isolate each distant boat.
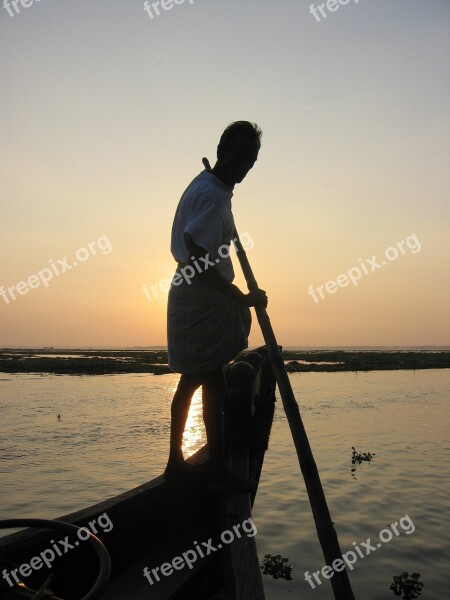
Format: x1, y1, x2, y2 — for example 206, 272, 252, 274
0, 347, 275, 600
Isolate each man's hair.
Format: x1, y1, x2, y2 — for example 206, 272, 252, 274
217, 121, 262, 160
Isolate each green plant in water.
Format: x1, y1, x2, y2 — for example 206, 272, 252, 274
351, 446, 375, 478
390, 572, 424, 598
260, 554, 293, 580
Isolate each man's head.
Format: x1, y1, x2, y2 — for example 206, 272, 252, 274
214, 121, 262, 186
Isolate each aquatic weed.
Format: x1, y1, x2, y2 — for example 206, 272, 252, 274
260, 553, 293, 580
390, 571, 424, 598
351, 446, 375, 479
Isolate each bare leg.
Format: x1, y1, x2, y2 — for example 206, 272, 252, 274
202, 368, 227, 473
165, 374, 200, 474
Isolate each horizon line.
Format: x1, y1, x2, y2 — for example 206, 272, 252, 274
2, 345, 450, 351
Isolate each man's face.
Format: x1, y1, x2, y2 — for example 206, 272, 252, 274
220, 135, 260, 185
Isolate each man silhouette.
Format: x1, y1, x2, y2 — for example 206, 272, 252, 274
165, 121, 267, 490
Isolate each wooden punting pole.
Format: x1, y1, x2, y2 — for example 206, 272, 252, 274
232, 227, 356, 600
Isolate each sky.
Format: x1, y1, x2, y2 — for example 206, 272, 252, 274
0, 0, 449, 347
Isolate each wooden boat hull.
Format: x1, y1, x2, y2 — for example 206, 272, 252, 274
0, 347, 276, 600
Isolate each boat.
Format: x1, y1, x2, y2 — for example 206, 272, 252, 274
0, 346, 276, 600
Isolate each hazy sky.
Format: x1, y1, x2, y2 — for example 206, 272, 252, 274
1, 0, 449, 347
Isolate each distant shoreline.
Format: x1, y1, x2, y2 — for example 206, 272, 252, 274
0, 349, 449, 375
3, 345, 449, 351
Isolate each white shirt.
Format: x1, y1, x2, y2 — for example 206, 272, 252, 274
170, 169, 235, 282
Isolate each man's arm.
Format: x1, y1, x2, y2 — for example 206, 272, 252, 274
184, 234, 267, 307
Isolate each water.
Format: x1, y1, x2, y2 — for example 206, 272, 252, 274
0, 369, 449, 599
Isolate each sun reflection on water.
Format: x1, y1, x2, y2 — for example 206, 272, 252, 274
181, 387, 206, 457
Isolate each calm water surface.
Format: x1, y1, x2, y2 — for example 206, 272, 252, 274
1, 370, 449, 599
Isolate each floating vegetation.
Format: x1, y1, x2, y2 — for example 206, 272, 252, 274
260, 554, 293, 580
390, 572, 424, 598
351, 446, 375, 479
352, 447, 375, 463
